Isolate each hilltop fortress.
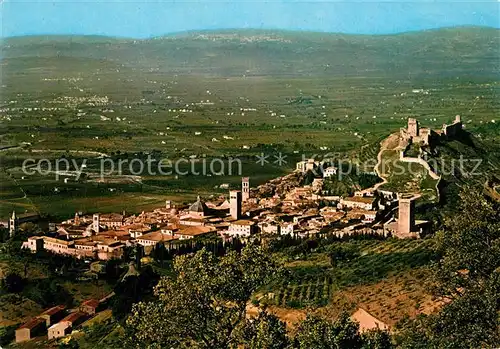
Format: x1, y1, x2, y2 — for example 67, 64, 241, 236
400, 115, 463, 147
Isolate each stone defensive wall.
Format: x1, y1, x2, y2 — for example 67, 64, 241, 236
398, 150, 441, 180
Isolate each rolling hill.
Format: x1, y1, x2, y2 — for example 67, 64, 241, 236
2, 26, 499, 78
0, 26, 498, 218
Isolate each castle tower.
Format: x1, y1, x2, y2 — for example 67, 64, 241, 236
407, 118, 419, 137
229, 190, 242, 220
9, 211, 17, 237
242, 177, 250, 202
165, 200, 172, 209
398, 195, 416, 235
92, 213, 100, 233
74, 212, 80, 225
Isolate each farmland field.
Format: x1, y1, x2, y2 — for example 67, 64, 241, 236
259, 238, 438, 325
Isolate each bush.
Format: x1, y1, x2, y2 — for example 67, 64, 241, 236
0, 324, 17, 346
2, 272, 25, 293
24, 278, 73, 308
327, 243, 360, 267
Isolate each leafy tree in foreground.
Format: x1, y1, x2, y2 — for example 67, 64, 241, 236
111, 264, 159, 322
125, 245, 282, 349
293, 313, 363, 349
361, 328, 394, 349
238, 310, 289, 349
2, 272, 25, 293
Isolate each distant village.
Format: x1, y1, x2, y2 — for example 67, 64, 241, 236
8, 116, 468, 344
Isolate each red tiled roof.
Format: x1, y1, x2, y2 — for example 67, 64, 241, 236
231, 220, 256, 226
343, 196, 375, 204
177, 226, 215, 236
60, 311, 86, 324
81, 299, 100, 308
18, 318, 45, 330
39, 305, 66, 317
138, 231, 178, 242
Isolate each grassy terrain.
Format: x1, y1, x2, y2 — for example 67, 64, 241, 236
0, 153, 291, 219
378, 149, 440, 201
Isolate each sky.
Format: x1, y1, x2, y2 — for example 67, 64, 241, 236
1, 0, 499, 38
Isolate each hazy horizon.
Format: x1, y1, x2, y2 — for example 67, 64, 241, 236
2, 0, 499, 39
2, 24, 499, 41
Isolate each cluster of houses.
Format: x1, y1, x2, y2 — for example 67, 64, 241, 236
15, 297, 107, 343
16, 113, 447, 261
15, 160, 430, 263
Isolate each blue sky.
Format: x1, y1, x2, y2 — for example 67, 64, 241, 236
1, 0, 499, 38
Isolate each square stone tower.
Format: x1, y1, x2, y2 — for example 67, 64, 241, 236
92, 213, 100, 233
230, 190, 242, 220
9, 211, 17, 237
398, 195, 416, 235
407, 118, 419, 137
242, 177, 250, 202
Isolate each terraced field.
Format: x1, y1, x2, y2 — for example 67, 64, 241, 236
263, 239, 436, 315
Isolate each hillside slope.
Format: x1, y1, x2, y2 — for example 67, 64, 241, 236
2, 27, 499, 78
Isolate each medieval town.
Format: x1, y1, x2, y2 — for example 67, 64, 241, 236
6, 115, 476, 344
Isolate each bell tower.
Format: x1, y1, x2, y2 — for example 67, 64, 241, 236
9, 211, 17, 237
242, 177, 250, 202
93, 213, 100, 233
230, 190, 242, 220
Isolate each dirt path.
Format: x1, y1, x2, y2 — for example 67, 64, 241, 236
370, 133, 400, 192
30, 149, 109, 157
369, 133, 440, 200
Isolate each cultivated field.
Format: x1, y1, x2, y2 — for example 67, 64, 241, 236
1, 27, 499, 218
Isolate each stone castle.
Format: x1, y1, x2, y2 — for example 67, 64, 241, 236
400, 115, 463, 147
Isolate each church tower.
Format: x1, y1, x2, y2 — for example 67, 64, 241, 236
92, 213, 100, 233
242, 177, 250, 202
230, 190, 242, 220
9, 211, 17, 237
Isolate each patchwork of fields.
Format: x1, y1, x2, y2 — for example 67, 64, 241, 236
1, 28, 499, 218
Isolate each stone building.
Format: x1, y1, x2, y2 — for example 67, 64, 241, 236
400, 115, 463, 148
48, 312, 86, 340
37, 305, 66, 327
22, 236, 44, 253
188, 196, 209, 217
242, 177, 250, 202
80, 299, 100, 315
227, 220, 256, 238
442, 115, 463, 137
398, 194, 416, 234
9, 211, 40, 237
230, 190, 242, 220
384, 194, 431, 238
400, 118, 431, 146
338, 196, 376, 211
15, 318, 46, 343
296, 158, 320, 173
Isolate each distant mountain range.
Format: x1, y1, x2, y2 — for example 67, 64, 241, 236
2, 26, 499, 78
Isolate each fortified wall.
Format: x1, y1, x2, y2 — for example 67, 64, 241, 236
399, 115, 463, 148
